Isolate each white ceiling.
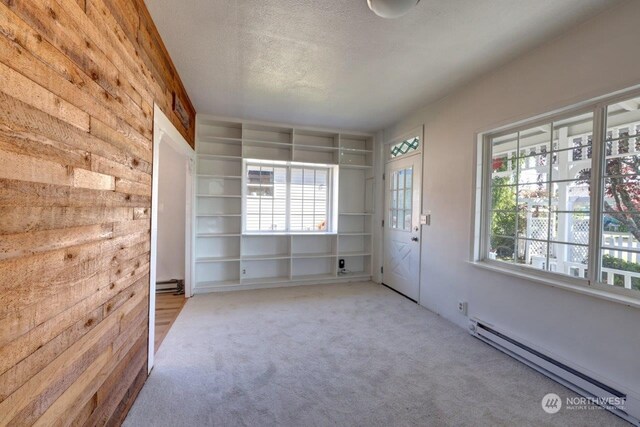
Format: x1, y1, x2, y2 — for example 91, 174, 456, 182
145, 0, 618, 132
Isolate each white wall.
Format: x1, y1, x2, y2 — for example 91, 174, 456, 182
157, 141, 187, 282
383, 0, 640, 399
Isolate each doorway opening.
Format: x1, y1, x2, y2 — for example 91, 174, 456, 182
149, 105, 195, 371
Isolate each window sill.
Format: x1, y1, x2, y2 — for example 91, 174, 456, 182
242, 231, 338, 236
469, 261, 640, 310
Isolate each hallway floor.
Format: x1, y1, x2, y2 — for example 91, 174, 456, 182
154, 292, 186, 352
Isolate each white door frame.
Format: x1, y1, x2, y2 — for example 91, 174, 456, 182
149, 104, 195, 372
381, 125, 424, 300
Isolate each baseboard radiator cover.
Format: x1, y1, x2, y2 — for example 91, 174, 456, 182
469, 319, 640, 425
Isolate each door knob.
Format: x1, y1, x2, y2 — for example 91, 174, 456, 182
411, 237, 419, 242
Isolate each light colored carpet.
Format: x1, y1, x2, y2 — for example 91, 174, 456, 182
124, 282, 627, 427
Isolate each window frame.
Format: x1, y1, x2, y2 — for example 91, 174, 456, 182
475, 87, 640, 302
242, 159, 337, 235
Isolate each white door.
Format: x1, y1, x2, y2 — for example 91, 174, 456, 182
383, 151, 422, 300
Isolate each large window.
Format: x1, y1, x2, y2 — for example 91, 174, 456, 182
480, 92, 640, 297
244, 160, 335, 233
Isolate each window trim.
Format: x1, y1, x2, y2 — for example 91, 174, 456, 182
241, 159, 338, 235
475, 86, 640, 303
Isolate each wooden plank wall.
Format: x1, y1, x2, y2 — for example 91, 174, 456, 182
0, 0, 195, 425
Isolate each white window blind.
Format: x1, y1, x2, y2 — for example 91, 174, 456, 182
244, 161, 333, 233
290, 167, 328, 232
245, 165, 287, 232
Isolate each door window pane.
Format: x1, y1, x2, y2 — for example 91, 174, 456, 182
389, 167, 413, 230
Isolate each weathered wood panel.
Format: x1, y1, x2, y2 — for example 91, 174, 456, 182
0, 0, 195, 424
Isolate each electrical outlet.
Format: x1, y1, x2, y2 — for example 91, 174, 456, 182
242, 268, 246, 275
338, 259, 345, 269
458, 301, 468, 315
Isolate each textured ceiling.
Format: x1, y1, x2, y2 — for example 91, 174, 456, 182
145, 0, 618, 132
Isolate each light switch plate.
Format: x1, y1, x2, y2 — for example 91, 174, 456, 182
420, 214, 427, 225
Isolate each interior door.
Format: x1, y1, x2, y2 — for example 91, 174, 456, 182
383, 152, 422, 301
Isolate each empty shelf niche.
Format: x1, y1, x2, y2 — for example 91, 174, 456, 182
242, 235, 290, 259
197, 176, 241, 196
293, 130, 339, 164
242, 258, 290, 284
340, 135, 373, 166
243, 142, 291, 161
291, 235, 336, 258
339, 167, 372, 215
243, 124, 293, 161
198, 119, 242, 140
339, 234, 371, 255
338, 215, 372, 234
196, 261, 240, 287
197, 216, 240, 235
292, 257, 336, 280
197, 156, 241, 176
198, 139, 242, 157
196, 236, 240, 260
197, 197, 241, 216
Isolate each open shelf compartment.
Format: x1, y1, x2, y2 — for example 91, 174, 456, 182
241, 235, 291, 259
291, 235, 337, 258
241, 258, 290, 283
292, 257, 336, 280
196, 261, 240, 288
196, 236, 240, 259
197, 176, 241, 196
197, 119, 242, 141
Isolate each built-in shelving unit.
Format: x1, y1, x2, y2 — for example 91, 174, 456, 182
194, 116, 375, 293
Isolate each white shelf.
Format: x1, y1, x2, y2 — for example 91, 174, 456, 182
242, 231, 337, 236
197, 194, 241, 198
195, 117, 375, 292
197, 174, 242, 179
340, 147, 373, 153
199, 135, 242, 143
196, 256, 241, 263
244, 139, 292, 147
196, 280, 241, 289
292, 253, 336, 259
242, 254, 291, 261
291, 273, 337, 281
199, 154, 242, 160
339, 164, 373, 169
337, 272, 371, 279
241, 276, 291, 285
295, 145, 339, 152
339, 212, 373, 216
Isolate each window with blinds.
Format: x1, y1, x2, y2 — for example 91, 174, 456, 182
245, 165, 287, 232
244, 161, 334, 233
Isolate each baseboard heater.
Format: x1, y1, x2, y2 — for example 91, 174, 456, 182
469, 319, 640, 425
156, 279, 184, 295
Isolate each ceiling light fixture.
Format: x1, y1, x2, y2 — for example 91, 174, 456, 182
367, 0, 420, 18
